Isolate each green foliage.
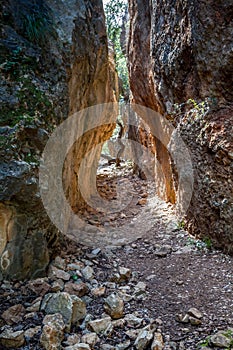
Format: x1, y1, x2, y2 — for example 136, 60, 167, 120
105, 0, 127, 41
0, 117, 38, 164
0, 46, 38, 79
104, 0, 129, 97
171, 97, 217, 121
187, 98, 208, 117
0, 76, 54, 127
202, 236, 212, 250
187, 236, 212, 250
177, 220, 185, 229
223, 329, 233, 340
7, 0, 55, 46
197, 335, 211, 348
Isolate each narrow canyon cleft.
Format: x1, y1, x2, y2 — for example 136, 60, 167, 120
0, 0, 232, 349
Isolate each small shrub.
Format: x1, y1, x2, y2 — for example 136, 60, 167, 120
202, 236, 212, 250
177, 220, 185, 229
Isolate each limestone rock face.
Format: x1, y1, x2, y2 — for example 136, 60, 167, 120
128, 0, 176, 204
63, 0, 118, 211
127, 0, 233, 250
149, 0, 233, 104
0, 0, 118, 279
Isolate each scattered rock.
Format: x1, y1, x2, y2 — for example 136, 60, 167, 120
112, 318, 126, 328
104, 293, 124, 319
24, 326, 41, 339
0, 329, 25, 348
116, 340, 131, 349
100, 344, 115, 350
91, 286, 106, 297
151, 332, 164, 350
64, 344, 90, 350
64, 282, 89, 297
118, 291, 133, 302
137, 199, 147, 205
81, 332, 99, 347
110, 272, 121, 283
48, 265, 70, 281
134, 282, 147, 296
154, 245, 172, 257
187, 307, 203, 319
176, 312, 189, 324
126, 329, 140, 339
146, 274, 156, 281
176, 313, 190, 324
2, 304, 26, 325
28, 278, 51, 296
104, 282, 116, 289
40, 313, 65, 350
125, 313, 143, 328
134, 326, 154, 349
189, 316, 202, 325
88, 316, 112, 334
118, 266, 132, 282
67, 262, 84, 271
176, 308, 203, 326
82, 266, 94, 280
176, 280, 184, 285
91, 248, 101, 255
210, 331, 232, 348
26, 298, 42, 312
52, 256, 66, 270
51, 279, 64, 292
64, 334, 80, 346
41, 292, 86, 331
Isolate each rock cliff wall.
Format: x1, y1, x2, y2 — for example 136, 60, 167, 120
63, 0, 118, 212
128, 0, 233, 251
0, 0, 117, 279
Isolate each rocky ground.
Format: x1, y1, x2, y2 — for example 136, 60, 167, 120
0, 161, 233, 350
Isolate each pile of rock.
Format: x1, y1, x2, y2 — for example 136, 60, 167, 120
0, 248, 232, 350
0, 251, 163, 349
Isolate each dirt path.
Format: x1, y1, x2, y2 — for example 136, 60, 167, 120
75, 160, 233, 348
0, 161, 233, 349
114, 220, 233, 348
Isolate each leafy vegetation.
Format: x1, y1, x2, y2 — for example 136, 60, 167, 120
0, 75, 54, 127
170, 97, 218, 122
4, 0, 55, 46
104, 0, 129, 98
198, 335, 211, 348
177, 220, 185, 229
187, 236, 212, 250
0, 46, 39, 79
